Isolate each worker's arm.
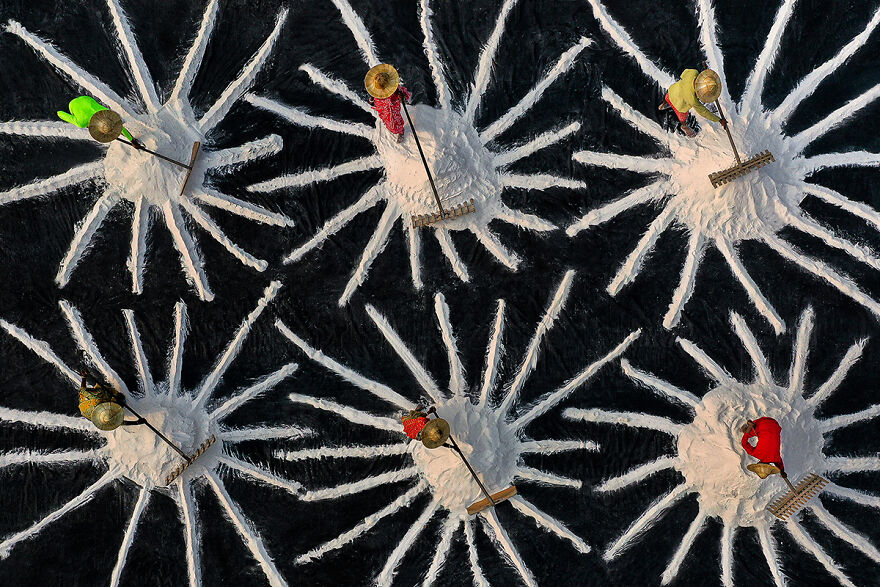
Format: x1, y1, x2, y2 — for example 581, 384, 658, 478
692, 102, 721, 123
121, 127, 134, 142
741, 431, 758, 455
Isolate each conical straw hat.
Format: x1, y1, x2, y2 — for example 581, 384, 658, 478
694, 69, 722, 103
747, 462, 781, 479
365, 64, 400, 99
88, 109, 124, 143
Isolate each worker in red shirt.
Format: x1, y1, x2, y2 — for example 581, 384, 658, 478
365, 64, 411, 143
740, 417, 787, 480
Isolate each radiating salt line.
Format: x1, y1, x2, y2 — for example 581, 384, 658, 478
601, 86, 672, 146
620, 359, 698, 408
0, 407, 95, 434
210, 363, 298, 421
763, 231, 880, 317
465, 0, 519, 124
4, 21, 136, 118
663, 230, 705, 329
276, 320, 411, 409
434, 293, 466, 396
297, 482, 426, 564
0, 470, 115, 558
564, 408, 682, 436
127, 197, 150, 294
792, 83, 880, 153
244, 95, 374, 138
481, 37, 591, 143
199, 9, 288, 133
60, 301, 130, 396
696, 0, 733, 107
479, 300, 506, 408
365, 303, 444, 402
288, 393, 400, 432
170, 0, 218, 107
604, 483, 689, 560
340, 202, 400, 306
740, 0, 798, 117
788, 307, 814, 399
802, 182, 880, 234
464, 519, 490, 587
515, 329, 641, 430
661, 509, 708, 585
377, 499, 439, 586
566, 182, 664, 236
517, 465, 581, 488
0, 120, 90, 139
205, 472, 287, 587
204, 135, 283, 169
509, 495, 591, 553
176, 479, 201, 587
677, 337, 735, 386
608, 206, 674, 295
419, 0, 450, 112
330, 0, 380, 67
786, 518, 855, 587
106, 0, 159, 111
161, 200, 213, 301
584, 0, 674, 88
730, 312, 773, 386
168, 302, 187, 396
0, 162, 103, 206
122, 309, 153, 397
422, 515, 459, 587
501, 270, 574, 414
481, 508, 537, 587
406, 222, 423, 289
787, 210, 880, 272
0, 319, 80, 385
500, 172, 586, 191
520, 439, 599, 454
0, 450, 100, 469
56, 192, 120, 287
716, 237, 785, 334
808, 339, 867, 407
285, 185, 383, 264
496, 207, 556, 232
721, 522, 734, 587
802, 151, 880, 175
193, 188, 294, 227
222, 426, 311, 442
572, 150, 668, 174
303, 468, 420, 502
278, 443, 407, 462
194, 281, 281, 407
495, 122, 582, 168
757, 523, 785, 587
825, 456, 880, 473
597, 456, 678, 493
774, 7, 880, 122
219, 455, 303, 496
434, 229, 470, 282
109, 487, 150, 587
810, 501, 880, 563
248, 155, 382, 193
299, 64, 373, 113
825, 482, 880, 508
180, 200, 269, 271
820, 405, 880, 432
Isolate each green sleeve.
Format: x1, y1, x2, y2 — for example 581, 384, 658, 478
693, 102, 720, 122
121, 127, 134, 141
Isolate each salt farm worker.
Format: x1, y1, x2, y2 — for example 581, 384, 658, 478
401, 407, 430, 440
740, 417, 788, 480
58, 96, 138, 144
365, 64, 411, 143
79, 370, 144, 431
658, 69, 727, 138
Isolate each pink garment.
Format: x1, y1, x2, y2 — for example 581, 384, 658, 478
370, 85, 411, 134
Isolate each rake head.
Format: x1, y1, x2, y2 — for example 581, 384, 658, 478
466, 485, 517, 516
411, 199, 476, 228
767, 473, 828, 521
709, 150, 775, 188
164, 434, 217, 485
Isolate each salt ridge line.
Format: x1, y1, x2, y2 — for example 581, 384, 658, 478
122, 309, 154, 397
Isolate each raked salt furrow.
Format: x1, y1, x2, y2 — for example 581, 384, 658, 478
573, 151, 669, 174
809, 501, 880, 563
288, 393, 401, 432
785, 519, 855, 587
222, 426, 312, 443
520, 440, 599, 454
564, 408, 683, 436
106, 0, 159, 112
277, 443, 408, 462
218, 455, 303, 496
661, 509, 708, 585
500, 172, 586, 191
109, 487, 150, 587
676, 337, 735, 386
169, 0, 218, 108
787, 307, 815, 399
730, 312, 773, 386
823, 456, 880, 473
756, 523, 785, 587
600, 86, 673, 146
180, 199, 269, 271
299, 64, 373, 114
799, 182, 880, 243
791, 83, 880, 154
340, 202, 400, 305
406, 223, 423, 289
509, 495, 591, 553
60, 301, 130, 396
161, 201, 213, 301
422, 515, 459, 587
210, 363, 299, 422
567, 182, 665, 236
0, 450, 100, 469
0, 320, 80, 385
802, 151, 880, 174
435, 293, 466, 396
419, 0, 450, 112
245, 95, 373, 139
715, 238, 785, 335
494, 122, 582, 168
56, 192, 121, 286
738, 0, 797, 118
481, 508, 537, 587
604, 484, 690, 561
377, 500, 438, 586
204, 135, 283, 169
620, 359, 699, 409
597, 456, 679, 493
464, 519, 490, 587
695, 0, 733, 108
0, 162, 103, 205
825, 482, 880, 508
608, 206, 675, 295
0, 406, 96, 434
176, 479, 201, 587
516, 466, 581, 488
128, 198, 150, 294
495, 207, 557, 231
663, 230, 706, 329
330, 0, 380, 67
464, 0, 519, 124
0, 120, 91, 139
784, 209, 880, 272
808, 339, 868, 408
301, 468, 421, 503
434, 229, 471, 282
479, 300, 506, 407
122, 310, 154, 397
248, 155, 383, 192
720, 522, 734, 587
168, 302, 187, 397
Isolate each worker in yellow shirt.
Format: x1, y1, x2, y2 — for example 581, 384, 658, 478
658, 69, 727, 138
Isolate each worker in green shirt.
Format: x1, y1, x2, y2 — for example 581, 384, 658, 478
658, 69, 727, 138
57, 96, 141, 146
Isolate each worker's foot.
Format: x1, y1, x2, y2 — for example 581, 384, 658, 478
680, 123, 697, 138
658, 101, 670, 111
396, 132, 405, 143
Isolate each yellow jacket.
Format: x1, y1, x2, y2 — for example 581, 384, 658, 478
668, 69, 720, 122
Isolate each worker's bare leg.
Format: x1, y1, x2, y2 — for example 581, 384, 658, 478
680, 123, 697, 138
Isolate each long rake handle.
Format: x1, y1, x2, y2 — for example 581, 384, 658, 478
782, 474, 796, 493
123, 403, 191, 462
401, 99, 446, 216
713, 100, 741, 165
448, 436, 496, 506
116, 137, 192, 170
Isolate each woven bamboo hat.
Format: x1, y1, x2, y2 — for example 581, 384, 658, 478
88, 109, 124, 143
365, 64, 400, 99
747, 462, 781, 479
694, 69, 722, 103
